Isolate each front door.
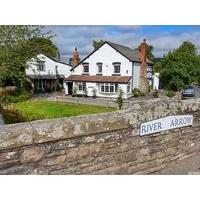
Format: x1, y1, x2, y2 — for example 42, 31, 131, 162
68, 82, 73, 95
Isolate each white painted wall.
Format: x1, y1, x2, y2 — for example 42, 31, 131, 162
73, 43, 133, 77
153, 73, 160, 90
26, 54, 72, 78
72, 81, 131, 99
71, 43, 133, 99
132, 62, 140, 89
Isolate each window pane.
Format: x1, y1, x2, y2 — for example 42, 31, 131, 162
114, 65, 120, 73
98, 66, 102, 73
127, 84, 130, 93
105, 84, 109, 92
83, 83, 86, 90
84, 66, 89, 72
110, 85, 114, 93
115, 84, 118, 92
101, 84, 104, 92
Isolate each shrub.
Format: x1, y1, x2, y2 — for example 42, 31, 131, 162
83, 87, 88, 97
152, 90, 159, 98
72, 86, 77, 97
132, 88, 145, 98
0, 93, 31, 105
165, 90, 176, 97
92, 88, 97, 98
116, 89, 123, 110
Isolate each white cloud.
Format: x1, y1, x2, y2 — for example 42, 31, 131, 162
44, 25, 200, 62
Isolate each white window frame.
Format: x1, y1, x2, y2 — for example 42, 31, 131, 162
83, 63, 89, 73
98, 83, 119, 93
36, 60, 45, 71
77, 82, 86, 91
127, 83, 131, 94
113, 62, 121, 74
97, 63, 103, 74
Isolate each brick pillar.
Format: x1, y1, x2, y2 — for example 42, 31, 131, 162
72, 47, 80, 66
139, 39, 149, 93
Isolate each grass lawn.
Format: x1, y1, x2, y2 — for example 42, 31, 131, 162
12, 100, 116, 121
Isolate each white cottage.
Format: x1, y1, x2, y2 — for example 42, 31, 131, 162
65, 39, 153, 99
26, 53, 72, 92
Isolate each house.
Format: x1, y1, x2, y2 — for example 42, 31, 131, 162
26, 53, 72, 93
65, 39, 153, 99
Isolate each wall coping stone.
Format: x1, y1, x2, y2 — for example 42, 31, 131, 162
0, 98, 200, 151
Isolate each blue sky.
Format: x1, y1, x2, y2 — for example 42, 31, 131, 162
45, 25, 200, 62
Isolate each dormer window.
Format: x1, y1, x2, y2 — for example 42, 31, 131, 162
83, 62, 89, 74
97, 62, 102, 74
113, 62, 121, 74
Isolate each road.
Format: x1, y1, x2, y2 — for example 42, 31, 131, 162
194, 85, 200, 98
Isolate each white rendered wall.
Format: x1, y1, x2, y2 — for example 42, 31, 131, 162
153, 73, 160, 90
132, 62, 140, 89
26, 54, 72, 78
73, 43, 133, 77
73, 82, 130, 99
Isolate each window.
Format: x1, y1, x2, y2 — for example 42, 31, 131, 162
99, 83, 118, 93
97, 62, 102, 73
83, 62, 89, 73
127, 83, 131, 93
77, 82, 86, 91
110, 84, 114, 93
36, 60, 45, 71
113, 62, 121, 74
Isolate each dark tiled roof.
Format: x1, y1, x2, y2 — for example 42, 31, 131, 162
107, 41, 153, 64
71, 41, 153, 71
28, 74, 65, 80
65, 75, 132, 83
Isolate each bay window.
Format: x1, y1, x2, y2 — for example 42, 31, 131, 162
99, 83, 118, 93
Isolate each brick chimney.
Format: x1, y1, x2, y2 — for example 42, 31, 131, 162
139, 38, 147, 78
72, 47, 80, 66
139, 39, 148, 93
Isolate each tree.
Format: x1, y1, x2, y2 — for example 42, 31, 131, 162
155, 41, 200, 91
0, 25, 56, 93
26, 37, 58, 58
92, 40, 105, 50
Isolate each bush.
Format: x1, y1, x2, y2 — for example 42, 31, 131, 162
72, 86, 77, 97
165, 90, 176, 97
83, 87, 88, 97
92, 88, 97, 98
0, 93, 31, 105
152, 90, 159, 98
132, 88, 145, 98
116, 89, 123, 110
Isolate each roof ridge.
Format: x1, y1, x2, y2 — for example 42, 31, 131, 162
106, 41, 135, 51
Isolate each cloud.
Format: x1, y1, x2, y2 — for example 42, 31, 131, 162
44, 25, 200, 62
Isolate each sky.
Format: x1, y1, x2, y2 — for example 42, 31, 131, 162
45, 25, 200, 63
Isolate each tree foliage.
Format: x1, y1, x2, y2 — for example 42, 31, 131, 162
155, 41, 200, 91
92, 40, 105, 50
0, 25, 57, 92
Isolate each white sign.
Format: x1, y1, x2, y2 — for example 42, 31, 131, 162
140, 115, 193, 136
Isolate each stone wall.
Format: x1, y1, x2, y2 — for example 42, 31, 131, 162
0, 98, 200, 174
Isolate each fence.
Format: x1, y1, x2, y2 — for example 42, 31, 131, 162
55, 96, 131, 108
